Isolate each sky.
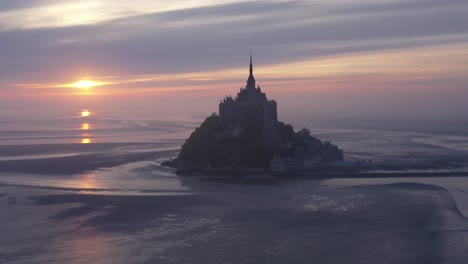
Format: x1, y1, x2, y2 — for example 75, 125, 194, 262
1, 0, 467, 125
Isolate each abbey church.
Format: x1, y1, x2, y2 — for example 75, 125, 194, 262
169, 54, 343, 174
219, 55, 278, 138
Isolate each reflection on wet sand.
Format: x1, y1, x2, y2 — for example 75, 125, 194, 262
80, 173, 98, 189
64, 230, 110, 263
12, 180, 467, 264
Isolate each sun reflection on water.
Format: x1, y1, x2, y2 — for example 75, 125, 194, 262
79, 109, 93, 143
81, 123, 90, 130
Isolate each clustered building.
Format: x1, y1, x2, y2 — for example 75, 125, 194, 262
218, 54, 343, 174
219, 54, 278, 138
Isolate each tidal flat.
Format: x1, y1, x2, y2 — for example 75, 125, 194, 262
1, 121, 468, 263
1, 178, 468, 264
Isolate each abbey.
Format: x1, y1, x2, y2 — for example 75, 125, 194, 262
219, 55, 278, 138
165, 54, 344, 175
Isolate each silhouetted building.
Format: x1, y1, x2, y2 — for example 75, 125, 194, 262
219, 54, 278, 138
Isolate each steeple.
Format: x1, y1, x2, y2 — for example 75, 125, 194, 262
246, 52, 256, 89
249, 51, 253, 76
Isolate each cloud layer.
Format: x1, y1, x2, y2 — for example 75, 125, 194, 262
1, 0, 467, 121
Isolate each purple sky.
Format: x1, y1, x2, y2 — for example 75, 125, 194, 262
1, 0, 467, 124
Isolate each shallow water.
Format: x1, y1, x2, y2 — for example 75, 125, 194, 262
321, 176, 468, 219
1, 112, 468, 208
2, 176, 468, 263
0, 112, 194, 145
1, 112, 468, 263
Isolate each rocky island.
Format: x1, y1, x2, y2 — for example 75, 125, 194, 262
164, 55, 343, 176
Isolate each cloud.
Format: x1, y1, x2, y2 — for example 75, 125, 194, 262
0, 0, 51, 11
0, 0, 241, 30
328, 0, 468, 15
1, 0, 468, 95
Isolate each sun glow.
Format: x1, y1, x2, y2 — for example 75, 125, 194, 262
81, 138, 91, 144
71, 80, 101, 89
81, 109, 91, 117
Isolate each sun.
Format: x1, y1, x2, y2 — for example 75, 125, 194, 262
70, 80, 102, 89
81, 109, 91, 117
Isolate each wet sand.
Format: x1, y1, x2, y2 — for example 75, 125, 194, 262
1, 180, 468, 264
1, 128, 468, 263
0, 142, 180, 175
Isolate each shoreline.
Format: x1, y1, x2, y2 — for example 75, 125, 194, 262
171, 170, 468, 183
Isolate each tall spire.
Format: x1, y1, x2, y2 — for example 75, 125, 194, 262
246, 51, 256, 89
249, 51, 253, 76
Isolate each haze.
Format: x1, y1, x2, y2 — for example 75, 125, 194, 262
1, 0, 467, 131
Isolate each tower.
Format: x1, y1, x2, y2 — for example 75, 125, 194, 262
219, 54, 277, 137
246, 52, 256, 90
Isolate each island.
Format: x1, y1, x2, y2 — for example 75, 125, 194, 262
163, 55, 344, 176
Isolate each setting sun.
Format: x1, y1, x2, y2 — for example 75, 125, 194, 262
71, 80, 102, 89
81, 138, 91, 144
81, 109, 91, 117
